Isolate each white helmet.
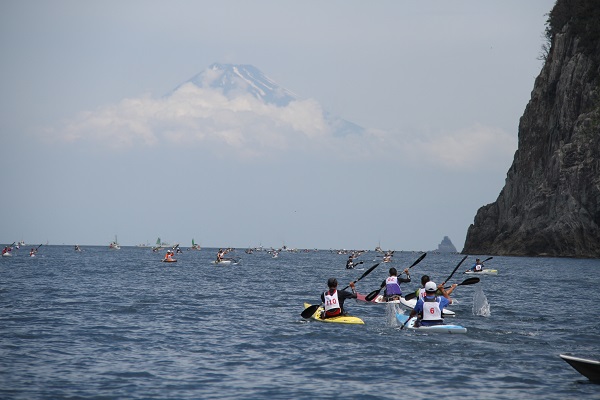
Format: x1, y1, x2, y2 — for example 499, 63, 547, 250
425, 281, 437, 292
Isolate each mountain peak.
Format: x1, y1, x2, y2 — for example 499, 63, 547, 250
185, 63, 298, 107
174, 63, 365, 137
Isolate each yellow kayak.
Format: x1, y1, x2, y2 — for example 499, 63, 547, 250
303, 303, 364, 325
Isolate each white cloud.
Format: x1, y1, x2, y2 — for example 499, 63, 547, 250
399, 123, 517, 171
58, 84, 333, 158
55, 84, 516, 170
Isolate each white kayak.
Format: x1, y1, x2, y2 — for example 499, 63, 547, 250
1, 252, 12, 257
398, 296, 455, 316
465, 269, 498, 275
211, 259, 240, 266
357, 293, 456, 316
396, 312, 467, 334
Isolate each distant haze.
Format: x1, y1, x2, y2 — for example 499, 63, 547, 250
0, 1, 554, 250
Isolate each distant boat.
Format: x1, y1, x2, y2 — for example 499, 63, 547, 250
109, 235, 121, 250
190, 238, 201, 251
152, 237, 164, 252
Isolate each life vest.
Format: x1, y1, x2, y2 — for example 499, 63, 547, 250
417, 288, 426, 299
385, 276, 402, 295
474, 263, 483, 271
422, 296, 443, 321
323, 289, 341, 317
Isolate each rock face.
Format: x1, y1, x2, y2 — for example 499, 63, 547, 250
463, 0, 600, 258
435, 236, 457, 253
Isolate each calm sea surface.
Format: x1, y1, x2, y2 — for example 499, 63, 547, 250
1, 245, 599, 399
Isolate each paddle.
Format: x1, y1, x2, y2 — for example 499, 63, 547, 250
442, 255, 469, 284
364, 252, 427, 302
301, 262, 381, 319
404, 277, 480, 301
341, 262, 381, 290
400, 316, 411, 330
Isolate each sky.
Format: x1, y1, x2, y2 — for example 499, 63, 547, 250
0, 0, 556, 251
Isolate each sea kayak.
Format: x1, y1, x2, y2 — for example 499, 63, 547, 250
395, 312, 466, 334
560, 354, 600, 381
303, 303, 364, 325
465, 269, 498, 275
356, 293, 455, 316
211, 259, 240, 265
162, 258, 177, 263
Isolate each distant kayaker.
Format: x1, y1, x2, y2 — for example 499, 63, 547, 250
379, 267, 410, 301
408, 281, 453, 327
345, 255, 363, 269
216, 248, 226, 263
29, 248, 36, 257
468, 258, 484, 273
382, 251, 394, 263
320, 278, 357, 319
164, 250, 174, 261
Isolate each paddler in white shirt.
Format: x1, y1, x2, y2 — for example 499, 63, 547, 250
320, 278, 357, 319
379, 267, 410, 301
409, 281, 453, 327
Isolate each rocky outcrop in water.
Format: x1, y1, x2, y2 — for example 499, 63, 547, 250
434, 236, 457, 253
462, 0, 600, 258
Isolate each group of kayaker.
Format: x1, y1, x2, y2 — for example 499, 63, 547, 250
316, 264, 460, 327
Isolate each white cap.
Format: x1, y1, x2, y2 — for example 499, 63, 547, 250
425, 281, 437, 292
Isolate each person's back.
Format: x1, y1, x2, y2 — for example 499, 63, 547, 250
383, 267, 410, 300
320, 278, 356, 318
411, 281, 451, 326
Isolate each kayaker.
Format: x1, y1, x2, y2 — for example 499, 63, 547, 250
346, 255, 355, 269
379, 267, 410, 301
382, 251, 394, 263
320, 278, 357, 319
468, 258, 484, 272
408, 281, 453, 327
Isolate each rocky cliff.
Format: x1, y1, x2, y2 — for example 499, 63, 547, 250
462, 0, 600, 258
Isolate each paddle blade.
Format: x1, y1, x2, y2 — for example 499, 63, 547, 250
301, 304, 321, 319
409, 253, 427, 269
364, 289, 381, 302
459, 277, 480, 286
404, 292, 417, 301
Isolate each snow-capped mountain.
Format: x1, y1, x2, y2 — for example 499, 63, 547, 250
176, 63, 365, 136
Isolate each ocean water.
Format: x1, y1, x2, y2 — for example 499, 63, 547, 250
1, 246, 599, 399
